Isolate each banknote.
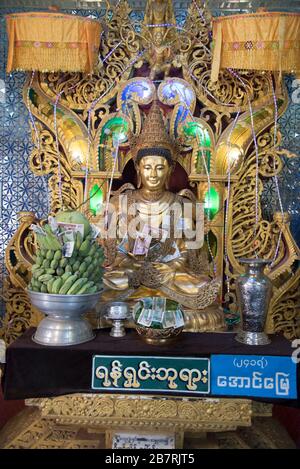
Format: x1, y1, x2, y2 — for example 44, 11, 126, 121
137, 309, 153, 327
133, 232, 152, 255
118, 235, 129, 255
163, 311, 176, 328
175, 309, 185, 328
151, 297, 166, 324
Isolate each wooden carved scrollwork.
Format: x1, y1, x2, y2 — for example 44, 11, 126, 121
224, 123, 300, 338
1, 212, 43, 344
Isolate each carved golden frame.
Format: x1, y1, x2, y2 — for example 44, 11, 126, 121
1, 0, 299, 345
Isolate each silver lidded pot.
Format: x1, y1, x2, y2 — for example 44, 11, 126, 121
29, 290, 101, 346
235, 258, 273, 346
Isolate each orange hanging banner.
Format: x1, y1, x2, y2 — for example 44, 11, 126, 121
211, 12, 300, 82
6, 12, 101, 74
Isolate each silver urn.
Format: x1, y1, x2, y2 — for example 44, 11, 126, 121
29, 290, 101, 346
104, 302, 131, 337
235, 258, 272, 346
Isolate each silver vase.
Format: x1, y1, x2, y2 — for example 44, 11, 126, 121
104, 301, 131, 337
29, 290, 101, 346
235, 259, 272, 345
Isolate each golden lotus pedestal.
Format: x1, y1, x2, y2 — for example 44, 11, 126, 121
0, 393, 283, 449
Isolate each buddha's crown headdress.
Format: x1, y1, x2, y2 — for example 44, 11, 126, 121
130, 99, 179, 166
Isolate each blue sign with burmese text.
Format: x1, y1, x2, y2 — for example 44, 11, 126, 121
211, 355, 297, 399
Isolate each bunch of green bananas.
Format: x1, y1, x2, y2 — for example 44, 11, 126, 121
28, 226, 104, 295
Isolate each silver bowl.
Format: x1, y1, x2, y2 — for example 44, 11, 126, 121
105, 302, 130, 320
28, 290, 102, 346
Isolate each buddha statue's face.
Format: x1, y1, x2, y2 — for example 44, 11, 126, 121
137, 155, 171, 191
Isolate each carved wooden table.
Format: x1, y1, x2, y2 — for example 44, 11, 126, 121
1, 328, 297, 449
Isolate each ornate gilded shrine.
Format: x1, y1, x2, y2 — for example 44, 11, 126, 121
1, 0, 300, 344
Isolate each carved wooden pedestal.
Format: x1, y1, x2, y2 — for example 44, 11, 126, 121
0, 394, 276, 449
1, 394, 295, 449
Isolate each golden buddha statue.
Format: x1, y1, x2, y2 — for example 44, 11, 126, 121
102, 100, 225, 331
